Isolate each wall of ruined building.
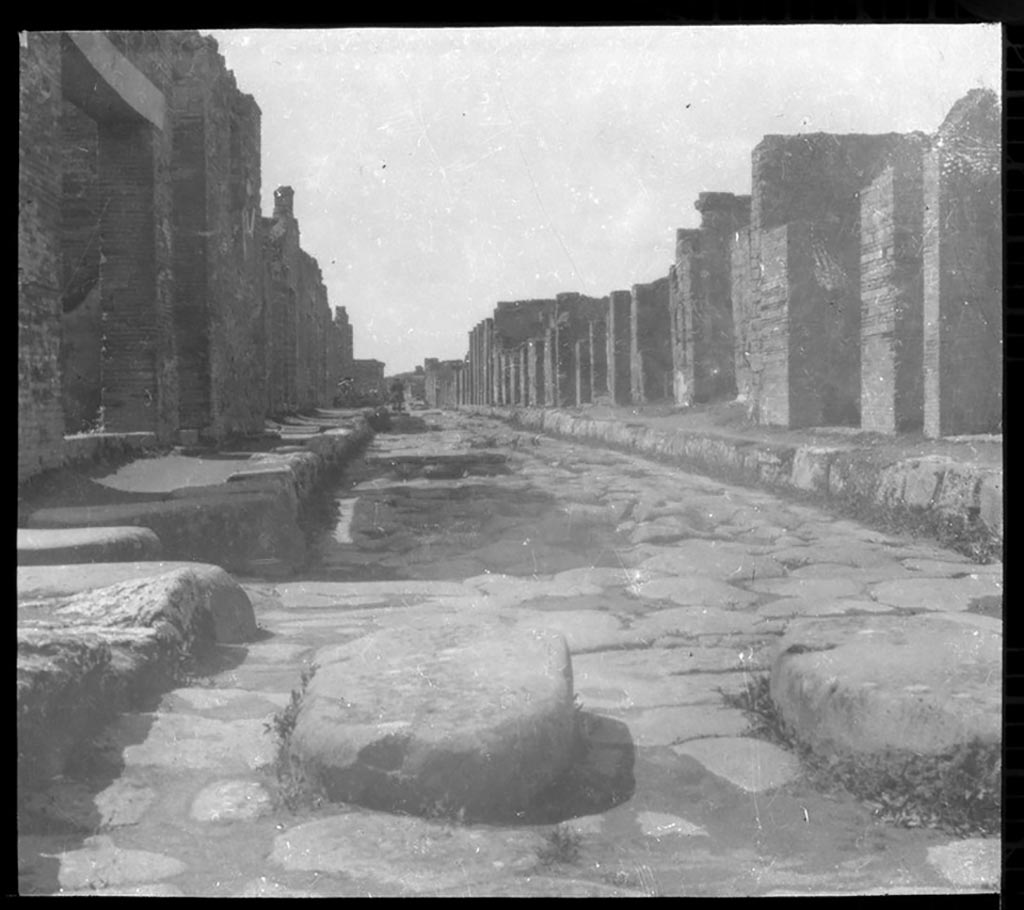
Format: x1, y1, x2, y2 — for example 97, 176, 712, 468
741, 132, 930, 428
750, 224, 791, 426
672, 230, 701, 407
20, 30, 365, 485
261, 187, 335, 414
99, 32, 179, 440
860, 147, 925, 433
692, 193, 747, 402
351, 359, 385, 400
922, 90, 1001, 437
166, 34, 267, 440
19, 32, 66, 484
607, 291, 632, 405
730, 227, 759, 407
630, 278, 672, 403
59, 100, 102, 433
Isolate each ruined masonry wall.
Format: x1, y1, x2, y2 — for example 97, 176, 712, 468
59, 101, 102, 433
922, 92, 1001, 438
752, 224, 790, 427
19, 33, 65, 484
860, 152, 925, 433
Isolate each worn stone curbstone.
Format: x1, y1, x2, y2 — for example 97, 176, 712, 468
26, 492, 306, 575
977, 472, 1003, 540
17, 526, 163, 566
790, 446, 840, 494
769, 612, 1001, 756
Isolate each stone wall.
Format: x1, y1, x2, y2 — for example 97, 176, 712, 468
630, 278, 672, 403
20, 30, 365, 486
351, 359, 385, 401
922, 90, 1001, 437
20, 32, 66, 484
730, 226, 759, 406
59, 101, 102, 433
860, 144, 926, 433
445, 91, 999, 440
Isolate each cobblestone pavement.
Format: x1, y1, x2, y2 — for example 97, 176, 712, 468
17, 411, 1001, 897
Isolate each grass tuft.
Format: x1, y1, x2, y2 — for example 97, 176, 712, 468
720, 673, 1000, 837
537, 823, 583, 867
264, 666, 325, 813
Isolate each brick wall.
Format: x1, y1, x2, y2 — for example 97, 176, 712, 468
730, 226, 758, 406
751, 224, 790, 426
59, 100, 102, 432
262, 186, 333, 414
693, 193, 747, 401
96, 31, 179, 441
757, 219, 862, 429
923, 89, 1001, 437
607, 290, 632, 405
752, 133, 910, 233
19, 32, 65, 484
630, 277, 672, 403
672, 230, 701, 406
860, 144, 926, 433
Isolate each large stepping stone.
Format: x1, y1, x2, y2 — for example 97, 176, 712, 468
17, 526, 162, 566
17, 564, 258, 787
18, 560, 203, 602
770, 612, 1001, 755
290, 617, 575, 821
17, 562, 257, 643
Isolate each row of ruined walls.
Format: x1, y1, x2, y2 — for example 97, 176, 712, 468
434, 89, 1000, 438
19, 31, 357, 483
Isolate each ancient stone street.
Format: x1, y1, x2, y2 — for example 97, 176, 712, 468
17, 412, 1001, 897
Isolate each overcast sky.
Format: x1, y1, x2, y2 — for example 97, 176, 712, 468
204, 25, 1000, 375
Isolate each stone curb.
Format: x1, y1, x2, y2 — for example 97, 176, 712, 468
17, 564, 258, 791
22, 418, 375, 576
17, 526, 163, 566
465, 406, 1002, 555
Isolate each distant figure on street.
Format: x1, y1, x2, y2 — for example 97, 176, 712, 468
390, 379, 406, 413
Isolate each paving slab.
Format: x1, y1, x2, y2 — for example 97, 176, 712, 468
926, 839, 1001, 888
639, 540, 787, 581
270, 811, 545, 893
867, 574, 1003, 612
615, 705, 751, 746
770, 612, 1002, 754
17, 526, 162, 566
631, 575, 760, 608
189, 780, 273, 822
670, 737, 801, 792
291, 616, 575, 820
44, 835, 187, 891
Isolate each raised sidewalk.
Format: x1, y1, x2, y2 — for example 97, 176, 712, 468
17, 411, 376, 792
464, 402, 1002, 561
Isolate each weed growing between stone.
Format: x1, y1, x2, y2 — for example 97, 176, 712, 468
264, 666, 325, 813
832, 492, 1001, 564
720, 674, 1000, 837
537, 823, 583, 867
